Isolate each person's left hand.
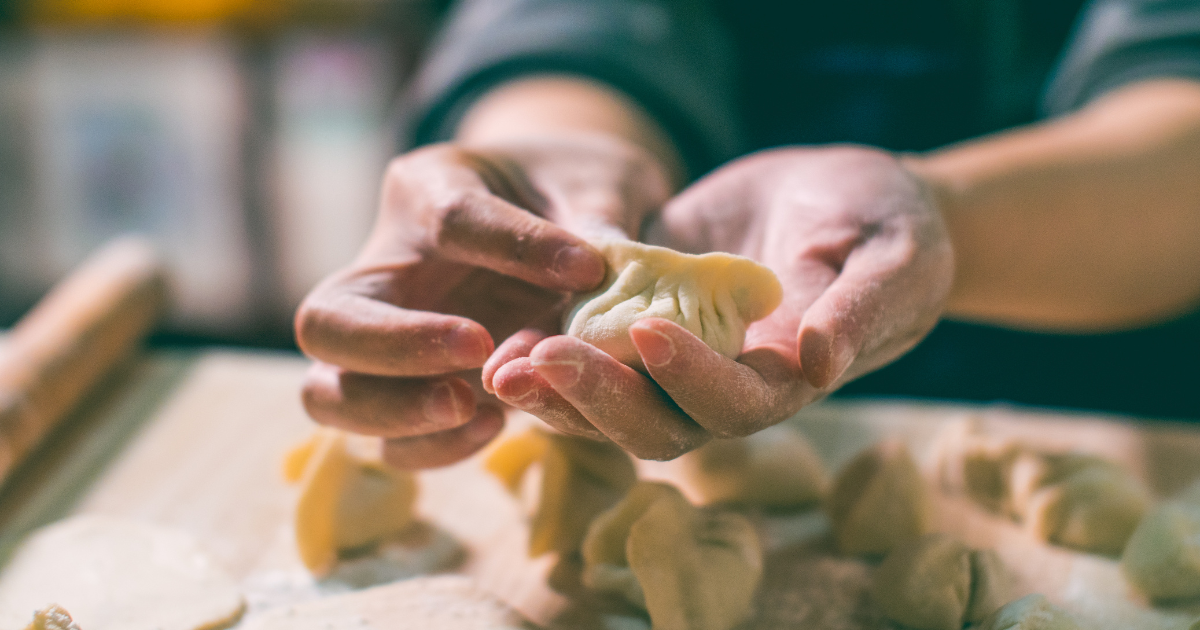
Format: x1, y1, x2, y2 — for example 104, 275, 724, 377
484, 146, 954, 459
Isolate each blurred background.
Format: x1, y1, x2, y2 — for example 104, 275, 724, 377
0, 0, 446, 346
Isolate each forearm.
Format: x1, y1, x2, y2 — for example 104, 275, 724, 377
907, 79, 1200, 331
455, 75, 686, 188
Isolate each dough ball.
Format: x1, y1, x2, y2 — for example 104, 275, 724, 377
485, 428, 637, 556
240, 575, 528, 630
826, 440, 932, 556
675, 424, 827, 508
1023, 460, 1151, 556
975, 594, 1081, 630
871, 533, 1009, 630
286, 429, 418, 574
582, 482, 763, 630
1121, 498, 1200, 602
934, 422, 1022, 515
563, 240, 782, 370
0, 515, 244, 630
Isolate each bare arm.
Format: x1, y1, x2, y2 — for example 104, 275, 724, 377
907, 79, 1200, 332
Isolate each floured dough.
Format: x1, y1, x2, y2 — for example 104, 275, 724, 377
871, 533, 1009, 630
0, 515, 244, 630
563, 240, 782, 370
23, 606, 81, 630
1121, 496, 1200, 602
239, 575, 529, 630
286, 428, 418, 575
826, 440, 932, 556
581, 482, 762, 630
485, 428, 636, 556
674, 424, 826, 508
975, 594, 1081, 630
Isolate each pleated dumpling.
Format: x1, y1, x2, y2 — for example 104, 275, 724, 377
564, 240, 783, 370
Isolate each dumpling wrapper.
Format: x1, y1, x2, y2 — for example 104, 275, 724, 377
484, 428, 636, 556
1121, 496, 1200, 602
975, 594, 1081, 630
826, 440, 932, 556
582, 481, 763, 630
286, 428, 418, 574
563, 240, 782, 370
0, 515, 244, 630
871, 533, 1009, 630
675, 424, 827, 508
239, 575, 530, 630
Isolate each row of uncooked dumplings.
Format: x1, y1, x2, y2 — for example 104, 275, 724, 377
483, 424, 1144, 630
940, 423, 1200, 607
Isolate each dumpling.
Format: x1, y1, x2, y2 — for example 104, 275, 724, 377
484, 428, 637, 556
581, 482, 763, 630
1121, 491, 1200, 602
285, 428, 418, 574
1016, 455, 1151, 556
674, 424, 827, 509
563, 240, 782, 370
826, 440, 932, 556
974, 594, 1081, 630
871, 533, 1009, 630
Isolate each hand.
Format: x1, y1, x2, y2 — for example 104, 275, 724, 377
295, 135, 672, 468
486, 146, 954, 459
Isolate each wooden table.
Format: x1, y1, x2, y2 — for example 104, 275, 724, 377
1, 349, 1199, 629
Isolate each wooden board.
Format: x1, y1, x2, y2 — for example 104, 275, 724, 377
2, 349, 1199, 629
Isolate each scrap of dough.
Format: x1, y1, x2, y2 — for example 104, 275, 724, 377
1022, 458, 1151, 556
871, 533, 1009, 630
1121, 498, 1200, 602
975, 594, 1081, 630
23, 606, 81, 630
675, 424, 827, 508
0, 515, 244, 630
239, 575, 529, 630
826, 440, 932, 556
582, 482, 763, 630
563, 240, 782, 370
485, 428, 636, 556
286, 428, 418, 575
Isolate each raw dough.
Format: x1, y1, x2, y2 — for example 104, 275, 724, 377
826, 440, 932, 556
1018, 455, 1150, 556
0, 515, 244, 630
23, 606, 81, 630
563, 240, 782, 370
674, 424, 827, 508
581, 482, 762, 630
485, 428, 636, 556
975, 594, 1081, 630
871, 533, 1009, 630
285, 428, 418, 574
1121, 497, 1200, 602
239, 575, 529, 630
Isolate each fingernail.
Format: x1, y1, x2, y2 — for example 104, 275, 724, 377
801, 329, 856, 388
423, 382, 467, 427
553, 245, 604, 286
446, 325, 490, 365
531, 358, 583, 388
634, 327, 676, 368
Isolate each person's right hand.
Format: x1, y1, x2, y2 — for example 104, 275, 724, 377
294, 135, 672, 469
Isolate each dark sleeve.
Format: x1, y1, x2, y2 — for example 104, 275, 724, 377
1042, 0, 1200, 116
394, 0, 741, 177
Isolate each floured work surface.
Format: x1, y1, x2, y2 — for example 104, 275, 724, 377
1, 350, 1199, 629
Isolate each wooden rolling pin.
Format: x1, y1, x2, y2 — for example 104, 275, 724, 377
0, 237, 168, 486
